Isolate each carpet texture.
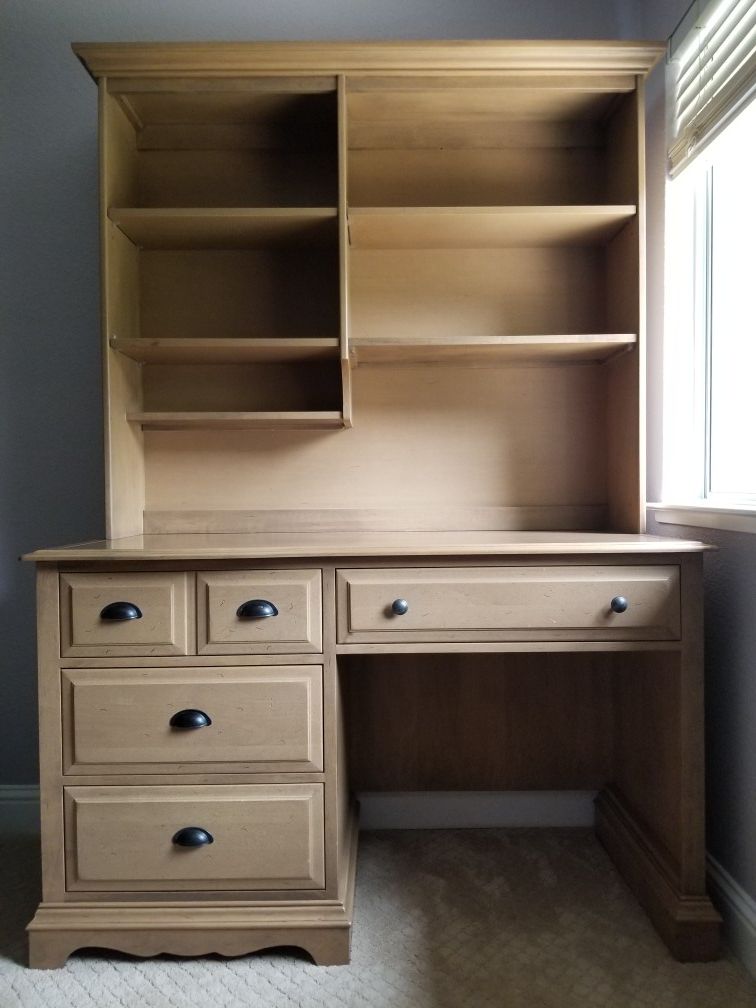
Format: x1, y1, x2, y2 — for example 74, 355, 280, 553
2, 828, 755, 1008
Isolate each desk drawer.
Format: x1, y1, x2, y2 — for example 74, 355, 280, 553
62, 666, 323, 774
65, 784, 325, 892
337, 566, 680, 643
197, 570, 322, 654
60, 572, 193, 657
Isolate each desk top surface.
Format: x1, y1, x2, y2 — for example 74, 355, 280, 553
25, 531, 710, 562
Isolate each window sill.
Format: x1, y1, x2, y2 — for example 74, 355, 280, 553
647, 503, 756, 535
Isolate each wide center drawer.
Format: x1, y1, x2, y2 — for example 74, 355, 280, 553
65, 784, 325, 892
337, 566, 681, 642
62, 666, 323, 774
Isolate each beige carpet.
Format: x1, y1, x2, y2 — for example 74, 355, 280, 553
2, 828, 755, 1008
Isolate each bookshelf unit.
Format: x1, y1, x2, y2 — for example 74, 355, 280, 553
26, 42, 721, 970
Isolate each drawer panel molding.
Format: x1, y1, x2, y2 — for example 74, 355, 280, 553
65, 784, 325, 891
197, 570, 322, 654
62, 666, 324, 774
60, 572, 193, 657
337, 565, 681, 643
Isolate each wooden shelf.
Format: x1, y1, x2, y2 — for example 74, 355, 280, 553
128, 411, 345, 431
348, 205, 636, 249
350, 334, 637, 366
109, 207, 338, 249
111, 337, 340, 364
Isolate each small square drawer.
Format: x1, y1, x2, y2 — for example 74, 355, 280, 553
197, 570, 322, 655
64, 784, 325, 892
60, 572, 193, 657
62, 666, 324, 774
337, 565, 681, 643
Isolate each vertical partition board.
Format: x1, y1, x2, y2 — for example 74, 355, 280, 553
605, 83, 644, 533
100, 82, 145, 538
337, 76, 352, 427
612, 650, 683, 876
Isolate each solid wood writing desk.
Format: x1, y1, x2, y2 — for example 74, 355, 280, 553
25, 39, 720, 969
26, 531, 720, 967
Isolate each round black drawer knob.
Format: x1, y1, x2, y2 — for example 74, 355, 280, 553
169, 709, 212, 730
237, 599, 279, 619
99, 601, 142, 621
610, 596, 629, 614
391, 598, 409, 616
172, 826, 214, 847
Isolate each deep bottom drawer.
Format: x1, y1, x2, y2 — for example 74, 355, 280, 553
65, 784, 325, 892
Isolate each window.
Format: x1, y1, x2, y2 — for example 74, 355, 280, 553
659, 0, 756, 530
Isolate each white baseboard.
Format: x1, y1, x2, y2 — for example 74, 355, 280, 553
357, 790, 597, 829
0, 785, 40, 834
0, 788, 598, 834
707, 854, 756, 980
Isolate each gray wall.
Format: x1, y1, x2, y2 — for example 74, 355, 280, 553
0, 0, 641, 785
641, 0, 756, 904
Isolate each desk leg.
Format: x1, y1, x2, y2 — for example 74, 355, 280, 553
597, 556, 720, 960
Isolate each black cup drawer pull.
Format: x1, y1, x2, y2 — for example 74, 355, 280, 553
237, 599, 279, 620
610, 596, 629, 614
169, 709, 212, 730
172, 827, 214, 848
99, 601, 142, 621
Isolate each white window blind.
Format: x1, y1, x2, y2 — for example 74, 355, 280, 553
667, 0, 756, 174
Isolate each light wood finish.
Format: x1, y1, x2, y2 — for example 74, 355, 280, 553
350, 334, 636, 366
126, 248, 338, 344
337, 76, 352, 429
106, 81, 338, 208
337, 566, 681, 644
65, 784, 325, 891
27, 41, 717, 969
143, 365, 608, 515
101, 85, 145, 540
197, 569, 322, 654
110, 337, 339, 364
344, 652, 614, 790
26, 532, 710, 563
36, 566, 66, 902
100, 70, 344, 450
129, 411, 345, 431
92, 40, 651, 536
110, 208, 337, 250
606, 85, 645, 532
135, 149, 337, 208
59, 572, 193, 657
349, 249, 608, 343
596, 788, 721, 961
349, 146, 607, 206
137, 249, 339, 342
27, 807, 358, 969
73, 41, 665, 77
348, 206, 636, 249
62, 666, 324, 774
143, 505, 609, 534
140, 362, 341, 414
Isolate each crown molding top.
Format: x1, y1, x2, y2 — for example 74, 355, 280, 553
72, 40, 665, 80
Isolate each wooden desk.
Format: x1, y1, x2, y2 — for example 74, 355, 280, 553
26, 39, 721, 969
26, 532, 720, 967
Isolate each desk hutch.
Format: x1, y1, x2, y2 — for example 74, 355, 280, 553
26, 40, 721, 968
